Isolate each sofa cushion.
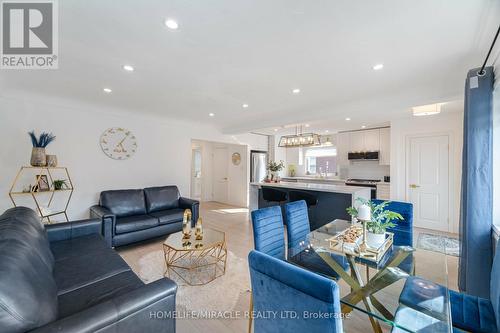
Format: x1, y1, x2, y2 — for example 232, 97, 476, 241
50, 234, 110, 262
115, 215, 159, 234
0, 207, 58, 332
54, 248, 131, 295
144, 186, 180, 213
0, 206, 54, 271
450, 289, 497, 333
100, 189, 147, 217
57, 270, 144, 319
149, 208, 184, 225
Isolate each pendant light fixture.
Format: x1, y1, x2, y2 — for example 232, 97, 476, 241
278, 125, 321, 148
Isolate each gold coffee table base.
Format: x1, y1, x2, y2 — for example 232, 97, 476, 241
163, 229, 227, 286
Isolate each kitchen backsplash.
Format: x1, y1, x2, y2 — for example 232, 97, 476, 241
341, 161, 390, 180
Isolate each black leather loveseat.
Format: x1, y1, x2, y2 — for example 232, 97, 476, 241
0, 206, 176, 333
90, 185, 199, 247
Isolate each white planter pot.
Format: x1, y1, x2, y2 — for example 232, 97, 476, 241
366, 232, 386, 249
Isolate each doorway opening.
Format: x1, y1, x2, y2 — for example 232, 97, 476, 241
190, 148, 202, 200
191, 139, 248, 207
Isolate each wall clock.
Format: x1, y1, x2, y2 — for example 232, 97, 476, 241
100, 127, 137, 160
231, 152, 241, 165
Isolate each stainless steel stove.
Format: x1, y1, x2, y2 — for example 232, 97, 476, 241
345, 178, 380, 186
345, 179, 380, 199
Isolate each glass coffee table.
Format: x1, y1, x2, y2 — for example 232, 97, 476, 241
163, 228, 227, 286
287, 219, 452, 333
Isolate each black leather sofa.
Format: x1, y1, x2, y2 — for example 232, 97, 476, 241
90, 185, 199, 247
0, 206, 176, 333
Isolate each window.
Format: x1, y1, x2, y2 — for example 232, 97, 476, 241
305, 147, 337, 175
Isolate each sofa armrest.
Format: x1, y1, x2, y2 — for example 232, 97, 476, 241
30, 278, 177, 333
90, 205, 115, 247
45, 218, 102, 243
179, 197, 199, 227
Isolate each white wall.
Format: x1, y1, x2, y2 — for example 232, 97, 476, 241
0, 94, 267, 220
390, 111, 464, 233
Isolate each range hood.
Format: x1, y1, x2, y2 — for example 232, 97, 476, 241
348, 151, 379, 161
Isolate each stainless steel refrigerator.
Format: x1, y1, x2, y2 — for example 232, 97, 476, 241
250, 150, 268, 183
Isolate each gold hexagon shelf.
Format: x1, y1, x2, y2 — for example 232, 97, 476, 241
8, 166, 74, 223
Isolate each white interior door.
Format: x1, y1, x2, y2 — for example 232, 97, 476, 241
213, 147, 229, 203
190, 149, 202, 199
407, 135, 449, 232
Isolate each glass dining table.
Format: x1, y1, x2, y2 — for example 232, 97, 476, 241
287, 219, 452, 333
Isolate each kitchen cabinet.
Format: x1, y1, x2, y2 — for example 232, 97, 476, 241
348, 129, 380, 152
364, 129, 380, 151
336, 132, 350, 167
376, 183, 390, 200
379, 127, 391, 165
343, 127, 391, 165
349, 131, 365, 152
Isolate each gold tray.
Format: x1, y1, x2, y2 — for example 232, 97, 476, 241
328, 226, 394, 263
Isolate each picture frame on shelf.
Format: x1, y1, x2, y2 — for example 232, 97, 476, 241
36, 175, 50, 191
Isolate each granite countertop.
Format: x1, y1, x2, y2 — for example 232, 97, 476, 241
281, 176, 390, 185
280, 176, 346, 182
250, 181, 371, 195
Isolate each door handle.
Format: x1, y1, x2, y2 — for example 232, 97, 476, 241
409, 184, 420, 189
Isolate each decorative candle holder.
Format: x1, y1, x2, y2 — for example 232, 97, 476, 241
195, 217, 203, 240
357, 219, 369, 253
182, 209, 192, 240
356, 204, 371, 254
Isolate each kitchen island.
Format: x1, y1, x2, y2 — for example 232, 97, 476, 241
250, 182, 371, 230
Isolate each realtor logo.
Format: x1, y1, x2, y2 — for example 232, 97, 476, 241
1, 0, 58, 69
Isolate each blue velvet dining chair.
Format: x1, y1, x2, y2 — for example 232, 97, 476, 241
372, 200, 413, 247
249, 205, 287, 333
284, 200, 349, 279
395, 243, 500, 333
373, 200, 415, 275
250, 205, 285, 260
248, 250, 343, 333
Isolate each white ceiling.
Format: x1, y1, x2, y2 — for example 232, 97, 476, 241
1, 0, 499, 134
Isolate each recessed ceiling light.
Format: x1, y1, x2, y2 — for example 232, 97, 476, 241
325, 130, 329, 133
242, 104, 249, 108
208, 113, 215, 117
123, 65, 134, 72
292, 88, 301, 94
103, 88, 112, 93
361, 125, 366, 129
164, 19, 179, 30
305, 124, 310, 127
345, 117, 351, 121
372, 63, 384, 70
274, 128, 279, 132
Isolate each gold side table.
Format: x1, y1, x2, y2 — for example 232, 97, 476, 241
163, 228, 227, 286
8, 166, 74, 223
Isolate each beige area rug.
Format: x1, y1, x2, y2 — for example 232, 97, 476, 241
136, 250, 251, 313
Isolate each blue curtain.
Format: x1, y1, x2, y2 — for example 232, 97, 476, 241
459, 66, 494, 298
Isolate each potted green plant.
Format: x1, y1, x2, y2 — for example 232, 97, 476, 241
28, 131, 56, 167
347, 198, 403, 248
267, 160, 285, 182
52, 179, 67, 191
